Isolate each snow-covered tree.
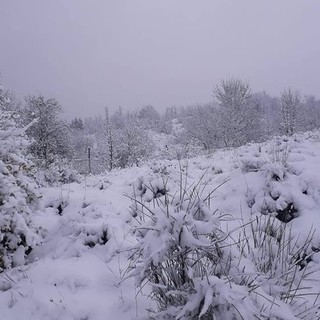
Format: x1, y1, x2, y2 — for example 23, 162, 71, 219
213, 78, 260, 147
0, 85, 4, 107
0, 86, 41, 270
252, 92, 281, 137
280, 88, 300, 136
138, 105, 161, 131
300, 95, 320, 131
23, 95, 71, 167
183, 103, 221, 150
87, 109, 154, 171
94, 109, 114, 172
70, 117, 84, 131
112, 113, 154, 168
0, 90, 21, 112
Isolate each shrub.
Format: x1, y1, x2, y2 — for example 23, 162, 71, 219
125, 169, 319, 319
0, 106, 41, 270
36, 158, 80, 186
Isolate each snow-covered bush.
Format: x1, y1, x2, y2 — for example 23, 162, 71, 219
266, 137, 291, 166
0, 91, 41, 270
242, 138, 301, 223
36, 158, 80, 186
72, 205, 109, 249
125, 169, 320, 319
126, 174, 249, 319
238, 214, 319, 319
112, 124, 154, 168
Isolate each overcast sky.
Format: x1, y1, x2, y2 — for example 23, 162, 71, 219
1, 0, 320, 118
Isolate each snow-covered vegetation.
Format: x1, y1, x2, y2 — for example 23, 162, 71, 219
2, 80, 320, 319
0, 87, 41, 271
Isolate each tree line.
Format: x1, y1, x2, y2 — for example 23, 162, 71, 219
1, 79, 320, 173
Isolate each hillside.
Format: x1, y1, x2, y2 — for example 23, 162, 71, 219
1, 132, 320, 319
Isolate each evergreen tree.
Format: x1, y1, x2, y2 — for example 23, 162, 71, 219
0, 86, 41, 270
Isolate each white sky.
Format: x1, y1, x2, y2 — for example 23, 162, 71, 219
1, 0, 320, 118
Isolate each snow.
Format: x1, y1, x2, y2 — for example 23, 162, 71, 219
1, 132, 320, 319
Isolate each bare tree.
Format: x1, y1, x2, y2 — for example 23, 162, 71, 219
24, 95, 70, 167
213, 78, 259, 147
252, 92, 281, 137
138, 105, 161, 131
280, 88, 300, 136
183, 103, 221, 150
300, 95, 320, 131
90, 118, 113, 171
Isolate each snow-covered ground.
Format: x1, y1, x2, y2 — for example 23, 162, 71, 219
2, 132, 320, 319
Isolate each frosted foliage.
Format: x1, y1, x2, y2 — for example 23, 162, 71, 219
0, 94, 40, 270
1, 131, 320, 319
213, 79, 260, 147
124, 158, 320, 319
281, 89, 300, 136
0, 86, 4, 109
24, 95, 70, 167
96, 115, 154, 169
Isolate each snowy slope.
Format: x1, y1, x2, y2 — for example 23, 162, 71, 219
1, 132, 320, 319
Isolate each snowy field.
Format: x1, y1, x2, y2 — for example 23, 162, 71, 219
2, 132, 320, 320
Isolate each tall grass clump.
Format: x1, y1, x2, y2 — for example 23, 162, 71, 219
237, 214, 320, 319
123, 164, 320, 319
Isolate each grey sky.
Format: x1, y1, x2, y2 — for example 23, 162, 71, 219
1, 0, 320, 119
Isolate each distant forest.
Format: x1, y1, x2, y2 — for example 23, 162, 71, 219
2, 78, 320, 174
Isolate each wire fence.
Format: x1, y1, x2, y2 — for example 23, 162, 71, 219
71, 157, 106, 175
